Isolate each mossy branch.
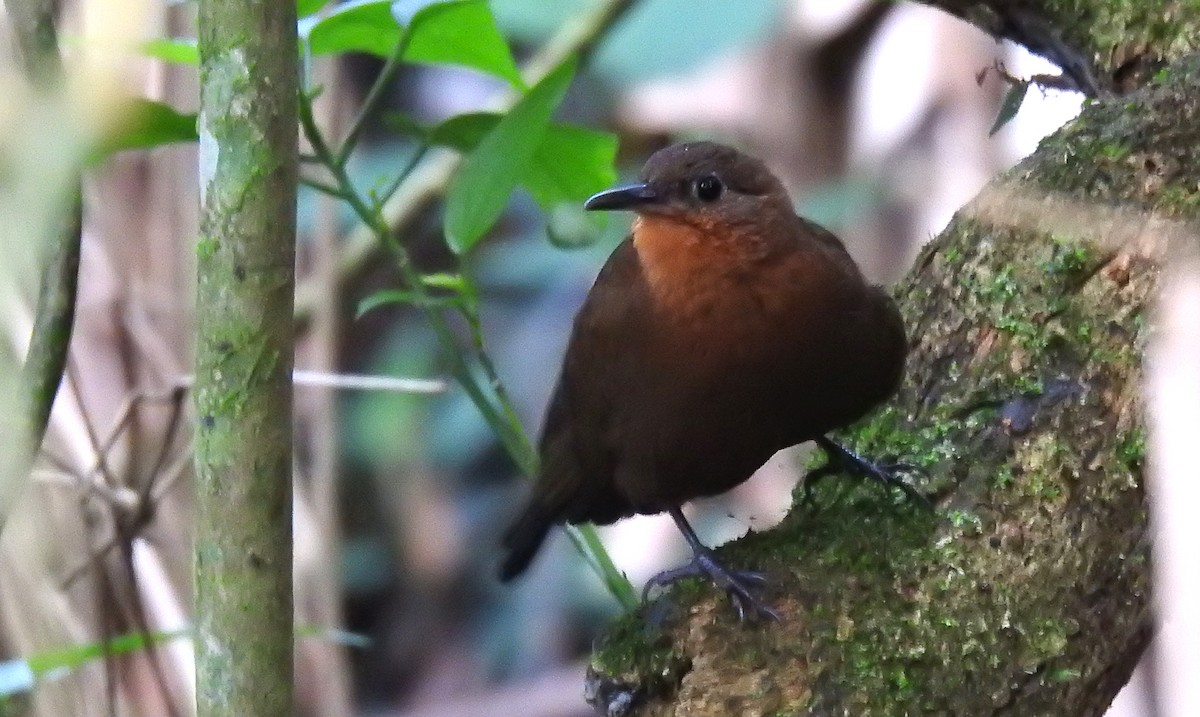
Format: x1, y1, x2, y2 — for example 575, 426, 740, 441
586, 48, 1200, 717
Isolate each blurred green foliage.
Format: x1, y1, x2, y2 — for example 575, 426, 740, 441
493, 0, 786, 83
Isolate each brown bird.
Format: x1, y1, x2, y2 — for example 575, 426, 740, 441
500, 141, 921, 621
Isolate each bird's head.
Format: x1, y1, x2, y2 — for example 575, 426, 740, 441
584, 141, 792, 233
584, 142, 802, 308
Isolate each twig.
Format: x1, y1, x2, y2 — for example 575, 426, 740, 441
62, 365, 188, 717
60, 435, 193, 589
978, 59, 1083, 94
172, 370, 447, 394
292, 370, 447, 394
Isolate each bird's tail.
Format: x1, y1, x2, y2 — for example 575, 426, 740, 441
499, 500, 555, 581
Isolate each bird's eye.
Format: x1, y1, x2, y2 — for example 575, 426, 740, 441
694, 175, 723, 202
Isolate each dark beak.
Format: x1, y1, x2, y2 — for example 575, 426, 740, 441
584, 183, 659, 211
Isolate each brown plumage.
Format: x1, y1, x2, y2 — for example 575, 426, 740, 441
500, 141, 916, 620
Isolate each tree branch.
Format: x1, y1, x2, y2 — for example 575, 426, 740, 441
586, 48, 1200, 717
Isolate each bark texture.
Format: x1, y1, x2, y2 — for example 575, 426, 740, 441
194, 2, 298, 715
587, 48, 1200, 717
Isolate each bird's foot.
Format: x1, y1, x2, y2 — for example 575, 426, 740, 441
803, 436, 931, 509
642, 549, 779, 623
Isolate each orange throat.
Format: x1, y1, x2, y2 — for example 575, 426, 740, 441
631, 214, 751, 316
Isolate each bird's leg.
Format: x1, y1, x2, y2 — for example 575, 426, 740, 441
642, 508, 780, 623
803, 435, 931, 508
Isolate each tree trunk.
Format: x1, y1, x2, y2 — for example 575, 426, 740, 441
586, 43, 1200, 717
193, 2, 298, 715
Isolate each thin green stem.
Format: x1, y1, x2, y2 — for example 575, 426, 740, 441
461, 304, 536, 468
333, 26, 413, 169
298, 78, 636, 606
573, 524, 638, 610
376, 143, 429, 209
299, 175, 345, 199
302, 93, 528, 466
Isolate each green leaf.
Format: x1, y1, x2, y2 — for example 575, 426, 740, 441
139, 38, 198, 65
431, 113, 617, 210
990, 81, 1029, 136
358, 290, 418, 317
307, 0, 520, 86
382, 111, 432, 140
356, 288, 457, 318
419, 272, 465, 291
443, 57, 577, 254
3, 623, 364, 699
91, 99, 197, 162
403, 0, 522, 87
423, 271, 480, 304
25, 629, 190, 678
355, 272, 472, 316
428, 112, 497, 150
298, 0, 329, 17
307, 0, 397, 57
522, 123, 618, 209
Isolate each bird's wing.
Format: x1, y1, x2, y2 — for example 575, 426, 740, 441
536, 237, 649, 525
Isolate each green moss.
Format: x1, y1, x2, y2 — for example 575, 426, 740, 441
1050, 667, 1083, 683
1117, 427, 1147, 469
590, 611, 689, 697
197, 236, 220, 259
1159, 184, 1200, 214
1036, 0, 1200, 87
1041, 236, 1096, 279
1022, 617, 1070, 668
1024, 53, 1200, 216
992, 464, 1015, 490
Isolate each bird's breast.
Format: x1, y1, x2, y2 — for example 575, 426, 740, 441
633, 215, 770, 321
630, 214, 836, 346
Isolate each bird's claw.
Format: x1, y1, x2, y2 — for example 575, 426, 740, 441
643, 551, 780, 623
803, 437, 931, 508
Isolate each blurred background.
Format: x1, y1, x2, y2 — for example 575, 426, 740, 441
0, 0, 1173, 715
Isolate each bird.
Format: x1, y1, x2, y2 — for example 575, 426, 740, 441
499, 141, 922, 621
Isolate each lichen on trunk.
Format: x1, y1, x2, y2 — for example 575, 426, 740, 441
588, 51, 1200, 717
